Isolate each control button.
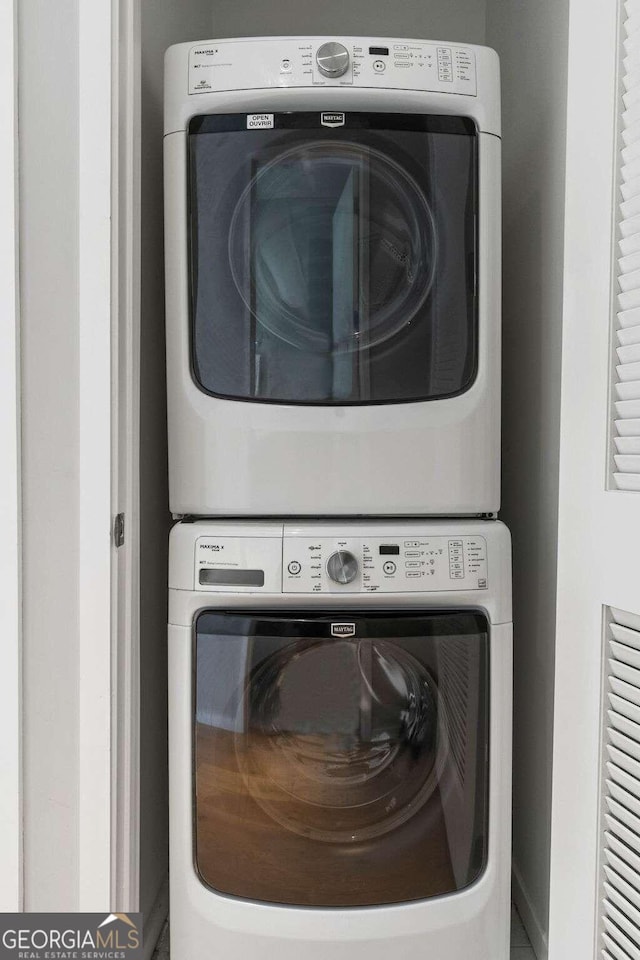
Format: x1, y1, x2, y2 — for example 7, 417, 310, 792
316, 41, 350, 78
437, 46, 454, 82
448, 539, 465, 579
405, 540, 420, 548
405, 550, 420, 558
326, 550, 359, 584
405, 561, 421, 568
280, 58, 292, 73
373, 59, 386, 73
382, 560, 396, 575
406, 571, 422, 578
287, 560, 301, 575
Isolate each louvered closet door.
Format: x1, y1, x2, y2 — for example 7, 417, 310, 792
602, 609, 640, 960
615, 0, 640, 490
548, 1, 640, 958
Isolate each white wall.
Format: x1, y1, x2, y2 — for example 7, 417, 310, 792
0, 0, 22, 912
208, 0, 486, 44
18, 0, 82, 909
485, 2, 570, 956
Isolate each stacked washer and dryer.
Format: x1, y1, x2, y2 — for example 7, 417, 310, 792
164, 35, 511, 960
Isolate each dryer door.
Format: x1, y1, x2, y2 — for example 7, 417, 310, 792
194, 610, 489, 906
188, 112, 477, 405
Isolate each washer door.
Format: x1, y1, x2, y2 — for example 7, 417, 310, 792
194, 611, 489, 907
188, 112, 477, 405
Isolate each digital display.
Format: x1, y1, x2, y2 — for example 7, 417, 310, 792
369, 46, 389, 56
379, 545, 400, 555
199, 568, 265, 586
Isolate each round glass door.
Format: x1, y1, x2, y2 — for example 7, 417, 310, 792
194, 611, 489, 907
188, 113, 477, 404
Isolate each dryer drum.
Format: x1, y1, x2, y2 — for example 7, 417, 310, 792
227, 140, 438, 356
234, 638, 449, 843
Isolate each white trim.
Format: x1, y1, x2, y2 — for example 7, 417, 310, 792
77, 0, 114, 909
0, 0, 22, 912
111, 0, 142, 911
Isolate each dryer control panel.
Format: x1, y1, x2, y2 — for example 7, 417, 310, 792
193, 530, 488, 594
188, 37, 477, 96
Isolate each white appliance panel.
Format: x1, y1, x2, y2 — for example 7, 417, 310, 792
187, 38, 477, 97
164, 37, 501, 517
168, 517, 512, 960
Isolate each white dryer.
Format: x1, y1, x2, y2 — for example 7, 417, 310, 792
168, 518, 512, 960
164, 37, 501, 517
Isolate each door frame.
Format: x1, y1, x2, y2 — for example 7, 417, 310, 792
76, 0, 115, 910
0, 0, 22, 913
110, 0, 142, 913
77, 0, 141, 911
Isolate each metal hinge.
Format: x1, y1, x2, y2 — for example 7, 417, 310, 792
114, 513, 125, 547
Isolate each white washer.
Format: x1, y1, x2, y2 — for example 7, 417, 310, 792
169, 519, 512, 960
164, 37, 501, 517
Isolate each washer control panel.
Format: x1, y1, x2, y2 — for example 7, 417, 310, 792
189, 529, 491, 593
188, 37, 477, 96
282, 535, 488, 593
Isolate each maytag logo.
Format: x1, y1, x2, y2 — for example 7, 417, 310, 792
321, 112, 345, 127
331, 622, 356, 638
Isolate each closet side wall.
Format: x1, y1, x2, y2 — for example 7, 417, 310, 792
139, 0, 212, 939
208, 0, 486, 45
485, 2, 570, 956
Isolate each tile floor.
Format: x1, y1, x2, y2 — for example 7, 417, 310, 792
152, 904, 536, 958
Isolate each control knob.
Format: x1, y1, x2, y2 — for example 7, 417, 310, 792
326, 550, 359, 584
316, 41, 350, 78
